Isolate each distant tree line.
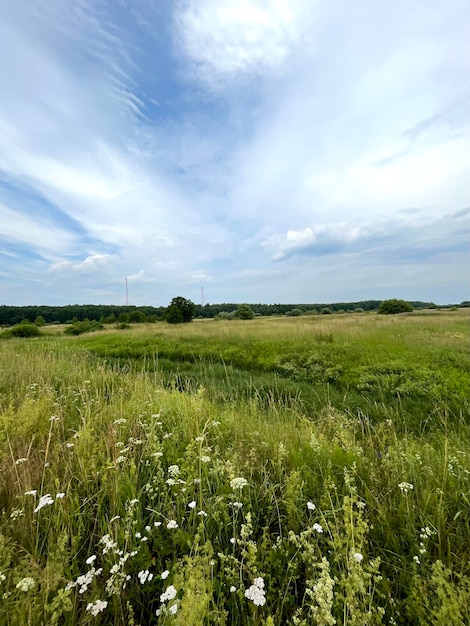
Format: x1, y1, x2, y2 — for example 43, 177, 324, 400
0, 305, 167, 326
0, 299, 450, 326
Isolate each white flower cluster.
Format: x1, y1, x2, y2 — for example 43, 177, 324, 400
86, 600, 108, 616
230, 477, 248, 490
245, 577, 266, 606
16, 577, 36, 592
138, 569, 153, 584
398, 482, 414, 494
33, 494, 54, 513
100, 534, 118, 554
157, 584, 179, 616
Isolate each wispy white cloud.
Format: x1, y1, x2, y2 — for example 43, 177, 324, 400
175, 0, 315, 87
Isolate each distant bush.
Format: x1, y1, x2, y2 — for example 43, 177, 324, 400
214, 312, 235, 321
321, 307, 332, 315
378, 299, 413, 315
285, 309, 303, 317
234, 304, 255, 320
355, 307, 365, 313
2, 323, 42, 338
64, 321, 104, 336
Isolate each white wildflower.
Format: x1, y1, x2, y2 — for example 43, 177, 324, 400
15, 457, 28, 464
200, 456, 211, 463
188, 501, 197, 509
56, 492, 66, 499
34, 494, 54, 513
161, 570, 169, 579
230, 585, 237, 592
86, 555, 97, 565
307, 501, 316, 511
16, 577, 35, 592
24, 490, 37, 496
413, 555, 421, 564
398, 482, 414, 494
169, 603, 178, 615
166, 520, 178, 529
100, 534, 117, 554
352, 552, 363, 563
168, 465, 180, 477
160, 584, 177, 603
86, 600, 108, 616
230, 477, 248, 490
197, 510, 207, 516
313, 523, 324, 533
232, 502, 243, 509
138, 570, 153, 584
245, 577, 266, 606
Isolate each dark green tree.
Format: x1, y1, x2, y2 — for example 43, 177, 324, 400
166, 297, 195, 324
378, 299, 413, 314
234, 304, 255, 320
34, 316, 46, 326
129, 310, 147, 323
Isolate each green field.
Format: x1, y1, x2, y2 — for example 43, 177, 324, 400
1, 310, 469, 625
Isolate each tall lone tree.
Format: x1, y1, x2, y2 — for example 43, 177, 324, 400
166, 297, 196, 324
378, 299, 413, 314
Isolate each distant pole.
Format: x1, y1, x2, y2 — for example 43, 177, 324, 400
201, 286, 204, 307
125, 277, 129, 306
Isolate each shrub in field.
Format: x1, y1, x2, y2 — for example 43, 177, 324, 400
2, 322, 42, 338
378, 299, 413, 314
64, 320, 104, 335
234, 304, 255, 320
285, 309, 302, 317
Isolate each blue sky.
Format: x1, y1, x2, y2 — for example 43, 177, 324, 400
0, 0, 468, 306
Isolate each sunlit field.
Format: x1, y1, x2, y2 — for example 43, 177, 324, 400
1, 310, 469, 625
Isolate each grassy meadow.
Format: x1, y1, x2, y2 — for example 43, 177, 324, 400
0, 310, 469, 625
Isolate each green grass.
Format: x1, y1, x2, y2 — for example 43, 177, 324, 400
0, 310, 469, 624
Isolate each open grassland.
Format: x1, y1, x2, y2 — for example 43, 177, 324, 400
0, 310, 469, 625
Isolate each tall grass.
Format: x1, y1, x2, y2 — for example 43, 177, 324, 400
0, 311, 469, 624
